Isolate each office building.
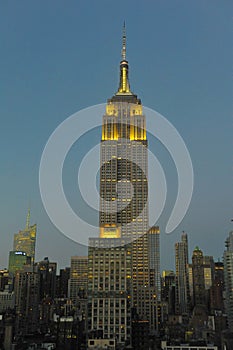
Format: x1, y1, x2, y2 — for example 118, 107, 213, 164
161, 270, 176, 315
13, 209, 37, 263
14, 265, 40, 335
98, 24, 150, 312
203, 255, 215, 290
88, 238, 131, 345
37, 257, 57, 300
0, 291, 15, 312
210, 261, 224, 313
175, 232, 190, 314
224, 231, 233, 330
56, 267, 70, 298
0, 269, 10, 292
69, 256, 88, 304
88, 24, 158, 346
192, 246, 206, 307
8, 251, 31, 275
148, 226, 161, 300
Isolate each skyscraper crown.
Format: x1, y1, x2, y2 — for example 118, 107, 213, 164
109, 23, 141, 104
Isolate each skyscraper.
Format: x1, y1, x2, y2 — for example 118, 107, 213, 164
98, 22, 149, 314
148, 226, 161, 300
192, 246, 206, 307
13, 209, 37, 263
14, 265, 40, 336
88, 24, 156, 346
37, 257, 57, 300
175, 232, 190, 315
203, 255, 215, 290
209, 261, 224, 314
224, 231, 233, 330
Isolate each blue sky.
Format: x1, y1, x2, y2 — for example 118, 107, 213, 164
0, 1, 232, 270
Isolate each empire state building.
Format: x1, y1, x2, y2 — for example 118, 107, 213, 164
88, 25, 160, 346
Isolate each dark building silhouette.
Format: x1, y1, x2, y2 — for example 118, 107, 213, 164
192, 246, 206, 307
56, 267, 70, 298
175, 232, 190, 315
37, 257, 57, 301
14, 265, 40, 336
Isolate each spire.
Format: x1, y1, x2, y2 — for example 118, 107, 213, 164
121, 21, 126, 61
26, 207, 30, 229
116, 22, 132, 95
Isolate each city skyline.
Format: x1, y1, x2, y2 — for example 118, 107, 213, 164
0, 1, 232, 270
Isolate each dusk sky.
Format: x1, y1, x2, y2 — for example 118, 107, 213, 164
0, 1, 232, 270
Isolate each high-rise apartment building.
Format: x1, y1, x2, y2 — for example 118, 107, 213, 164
13, 209, 37, 263
175, 232, 190, 315
224, 231, 233, 330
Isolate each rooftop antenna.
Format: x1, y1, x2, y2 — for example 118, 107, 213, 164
121, 21, 126, 61
26, 206, 30, 229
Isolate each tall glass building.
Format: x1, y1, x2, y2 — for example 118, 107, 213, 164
8, 251, 31, 275
13, 209, 36, 263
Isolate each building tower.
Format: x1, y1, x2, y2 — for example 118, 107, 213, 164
161, 270, 175, 312
148, 226, 161, 300
88, 24, 154, 346
175, 232, 190, 315
37, 257, 57, 301
192, 246, 206, 307
209, 261, 225, 314
69, 256, 88, 304
99, 22, 149, 314
224, 231, 233, 331
13, 209, 37, 263
14, 265, 40, 336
